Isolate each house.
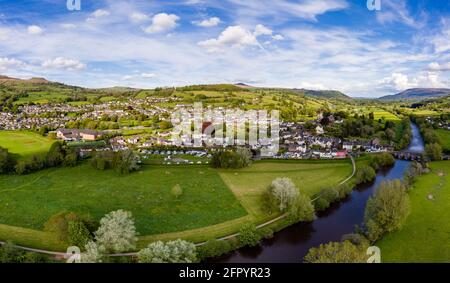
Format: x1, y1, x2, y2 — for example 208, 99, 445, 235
56, 129, 103, 141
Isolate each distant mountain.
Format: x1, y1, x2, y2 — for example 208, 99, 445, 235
379, 88, 450, 101
234, 83, 254, 89
291, 88, 352, 100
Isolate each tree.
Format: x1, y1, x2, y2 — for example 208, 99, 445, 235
116, 150, 140, 174
137, 240, 198, 263
210, 148, 252, 169
171, 184, 183, 198
68, 220, 92, 247
304, 241, 369, 263
425, 143, 442, 161
0, 147, 14, 174
355, 165, 376, 185
63, 150, 78, 167
44, 211, 79, 242
46, 142, 64, 167
237, 223, 261, 247
263, 178, 299, 213
364, 179, 410, 241
95, 210, 137, 253
81, 241, 103, 263
288, 193, 315, 223
197, 239, 232, 260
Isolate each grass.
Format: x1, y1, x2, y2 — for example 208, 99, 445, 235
0, 164, 246, 235
0, 159, 353, 250
435, 129, 450, 153
0, 131, 53, 159
218, 159, 353, 222
376, 161, 450, 263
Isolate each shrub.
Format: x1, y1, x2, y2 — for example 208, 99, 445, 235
369, 153, 395, 170
313, 197, 330, 211
258, 227, 274, 239
288, 194, 315, 223
44, 211, 79, 242
138, 240, 198, 263
171, 184, 183, 198
68, 220, 92, 248
355, 165, 376, 185
237, 223, 261, 247
197, 239, 232, 260
336, 182, 353, 199
304, 241, 369, 263
425, 143, 442, 161
211, 148, 252, 169
364, 179, 410, 242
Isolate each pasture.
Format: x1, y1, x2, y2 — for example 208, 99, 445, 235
0, 131, 53, 159
377, 161, 450, 262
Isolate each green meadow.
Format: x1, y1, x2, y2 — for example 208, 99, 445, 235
436, 129, 450, 153
0, 159, 352, 250
377, 161, 450, 262
0, 131, 53, 159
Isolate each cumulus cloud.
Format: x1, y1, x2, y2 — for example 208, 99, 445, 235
198, 26, 259, 52
272, 34, 285, 41
0, 57, 25, 71
254, 24, 272, 36
380, 73, 417, 91
380, 71, 446, 91
121, 73, 157, 80
87, 9, 110, 22
428, 62, 450, 72
130, 12, 149, 23
193, 17, 221, 27
27, 25, 43, 35
42, 57, 86, 71
144, 13, 180, 34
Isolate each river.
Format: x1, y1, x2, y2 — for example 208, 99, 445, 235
213, 123, 424, 263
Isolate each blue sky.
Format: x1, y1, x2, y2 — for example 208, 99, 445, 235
0, 0, 449, 97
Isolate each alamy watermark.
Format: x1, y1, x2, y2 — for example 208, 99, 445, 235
367, 0, 381, 11
367, 246, 381, 263
170, 103, 280, 157
67, 0, 81, 11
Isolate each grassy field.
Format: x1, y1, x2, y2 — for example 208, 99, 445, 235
436, 129, 450, 153
218, 160, 353, 222
0, 131, 53, 159
0, 159, 353, 250
377, 161, 450, 262
0, 164, 247, 235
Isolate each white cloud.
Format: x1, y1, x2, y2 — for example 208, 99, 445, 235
42, 57, 86, 71
428, 62, 450, 72
298, 82, 327, 90
61, 23, 77, 30
193, 17, 221, 27
141, 73, 156, 78
198, 25, 259, 52
229, 0, 348, 21
0, 57, 25, 71
254, 24, 272, 36
381, 73, 417, 91
0, 28, 10, 40
130, 12, 149, 23
27, 25, 43, 35
376, 0, 420, 27
144, 13, 180, 34
87, 9, 110, 22
272, 34, 285, 41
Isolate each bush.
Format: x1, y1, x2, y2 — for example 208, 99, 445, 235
313, 197, 330, 211
211, 148, 252, 169
304, 241, 369, 263
171, 184, 183, 198
138, 240, 198, 263
364, 179, 410, 242
369, 153, 395, 170
425, 143, 442, 161
44, 211, 79, 242
68, 220, 92, 248
288, 194, 315, 223
355, 165, 376, 185
197, 239, 232, 260
0, 147, 15, 174
258, 227, 274, 239
336, 182, 353, 199
237, 223, 261, 247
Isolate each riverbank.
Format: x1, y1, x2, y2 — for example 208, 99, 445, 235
376, 161, 450, 262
